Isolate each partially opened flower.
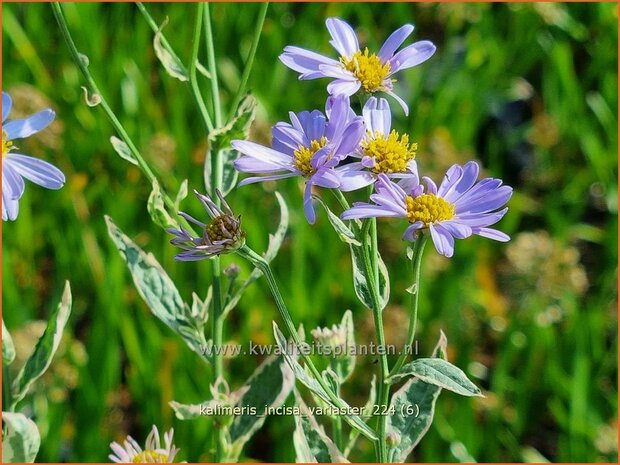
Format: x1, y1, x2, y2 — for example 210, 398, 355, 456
2, 91, 65, 221
231, 95, 364, 224
336, 97, 418, 192
342, 162, 513, 257
279, 18, 436, 115
109, 425, 180, 463
167, 190, 245, 261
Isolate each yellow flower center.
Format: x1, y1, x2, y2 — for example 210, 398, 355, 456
361, 130, 417, 174
293, 136, 328, 177
2, 130, 14, 159
406, 194, 456, 225
341, 48, 392, 93
132, 450, 170, 463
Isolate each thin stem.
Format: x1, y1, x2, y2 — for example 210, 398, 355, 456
237, 246, 377, 443
52, 2, 197, 235
363, 217, 390, 463
227, 2, 269, 121
331, 188, 351, 212
203, 3, 222, 128
188, 3, 214, 133
389, 235, 428, 377
210, 256, 224, 463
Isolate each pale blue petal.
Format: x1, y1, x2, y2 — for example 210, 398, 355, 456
341, 204, 402, 220
378, 24, 415, 61
363, 97, 391, 135
326, 18, 359, 58
385, 90, 409, 116
238, 172, 298, 186
279, 46, 339, 76
2, 162, 25, 199
389, 40, 436, 73
6, 154, 65, 189
231, 140, 292, 167
303, 182, 316, 224
2, 92, 12, 122
472, 227, 510, 242
327, 79, 362, 96
4, 109, 55, 140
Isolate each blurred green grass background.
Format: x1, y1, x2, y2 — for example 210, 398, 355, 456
2, 2, 618, 462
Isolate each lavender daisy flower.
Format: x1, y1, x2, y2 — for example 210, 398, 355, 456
167, 190, 245, 261
342, 161, 513, 257
2, 91, 65, 221
109, 425, 181, 463
231, 95, 364, 224
279, 18, 436, 115
336, 97, 418, 192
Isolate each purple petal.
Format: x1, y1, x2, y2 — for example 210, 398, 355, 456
326, 18, 359, 58
440, 221, 472, 239
378, 24, 415, 61
472, 227, 510, 242
384, 90, 409, 116
4, 109, 55, 140
312, 168, 340, 189
279, 46, 339, 76
327, 79, 361, 96
457, 186, 512, 214
455, 208, 508, 227
402, 222, 424, 241
231, 140, 292, 168
429, 223, 455, 258
341, 203, 402, 220
333, 118, 365, 155
238, 172, 298, 186
389, 40, 436, 73
319, 63, 356, 79
272, 123, 304, 155
2, 162, 25, 199
437, 164, 463, 196
442, 161, 480, 203
363, 97, 391, 135
2, 190, 19, 221
302, 111, 327, 142
303, 182, 316, 224
6, 154, 65, 189
2, 92, 12, 122
422, 176, 438, 194
234, 156, 291, 174
337, 169, 375, 192
361, 156, 375, 168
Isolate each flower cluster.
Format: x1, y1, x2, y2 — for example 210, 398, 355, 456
2, 91, 65, 221
231, 17, 512, 257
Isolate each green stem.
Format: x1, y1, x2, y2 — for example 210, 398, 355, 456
210, 255, 224, 463
237, 246, 377, 443
390, 235, 428, 377
203, 3, 222, 128
52, 2, 197, 235
227, 2, 269, 121
362, 218, 389, 463
188, 3, 214, 133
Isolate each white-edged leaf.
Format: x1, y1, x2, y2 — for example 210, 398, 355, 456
349, 244, 390, 310
2, 412, 40, 463
110, 136, 138, 166
105, 216, 209, 362
153, 18, 188, 81
11, 282, 72, 406
386, 331, 448, 462
293, 392, 349, 463
389, 358, 483, 397
3, 319, 15, 365
314, 196, 361, 246
344, 375, 376, 458
147, 179, 178, 230
174, 179, 189, 210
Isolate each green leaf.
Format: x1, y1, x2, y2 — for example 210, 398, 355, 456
313, 196, 361, 246
12, 282, 72, 406
105, 216, 209, 362
147, 179, 178, 230
228, 354, 295, 455
2, 412, 40, 463
386, 331, 447, 462
293, 392, 349, 463
153, 18, 188, 82
110, 136, 138, 166
204, 94, 257, 197
223, 191, 288, 317
389, 358, 483, 397
349, 244, 390, 310
334, 310, 356, 382
3, 319, 15, 365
